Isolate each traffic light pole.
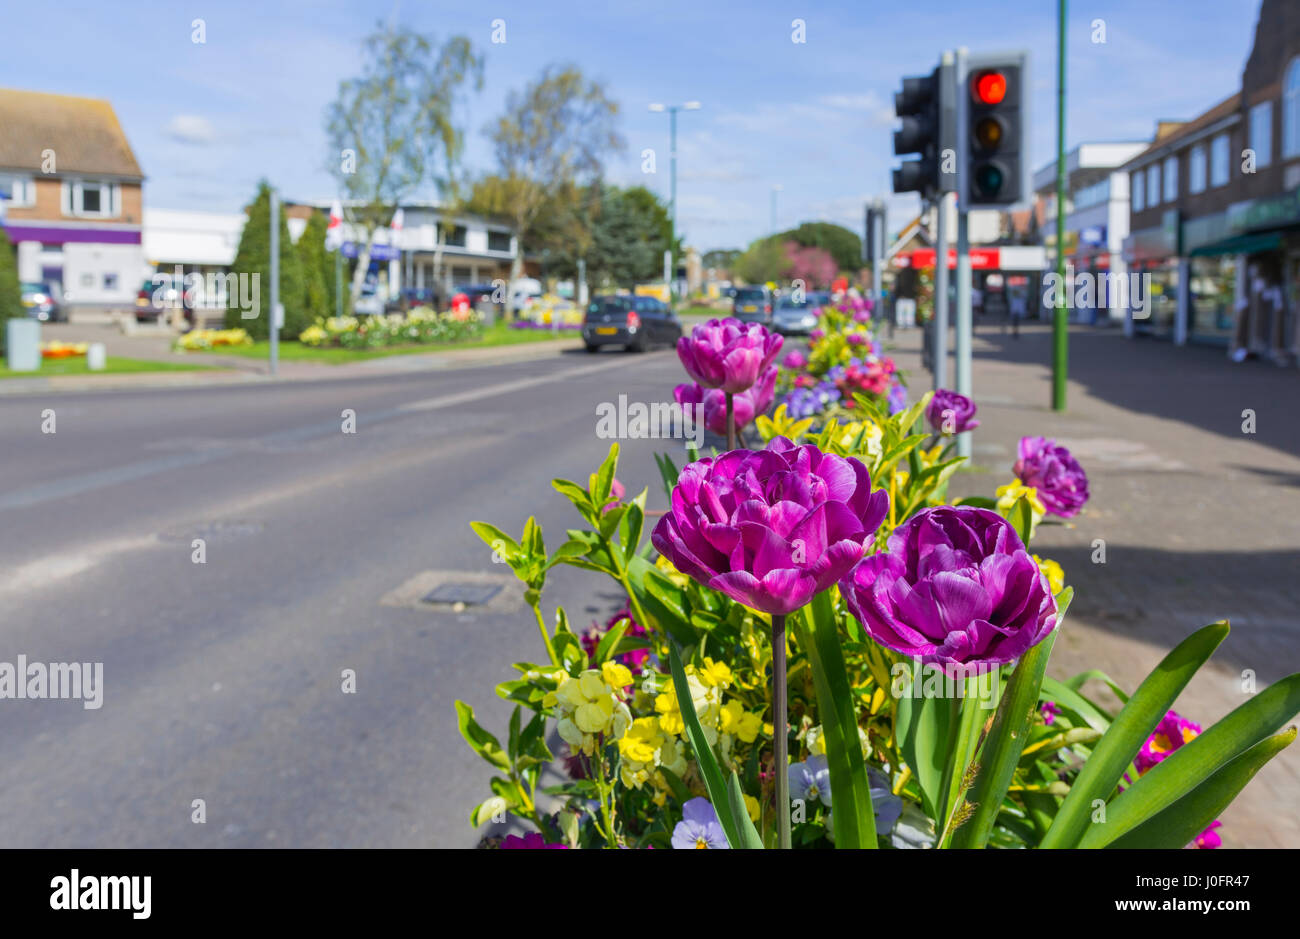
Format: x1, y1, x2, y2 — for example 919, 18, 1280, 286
933, 193, 950, 391
269, 186, 280, 378
954, 206, 972, 460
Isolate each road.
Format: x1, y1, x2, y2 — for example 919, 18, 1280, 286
0, 345, 691, 847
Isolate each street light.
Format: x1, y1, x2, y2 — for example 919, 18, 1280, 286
649, 101, 702, 300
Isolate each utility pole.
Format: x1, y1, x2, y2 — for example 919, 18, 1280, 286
649, 101, 701, 301
934, 194, 950, 391
1053, 0, 1069, 411
953, 48, 972, 460
269, 186, 280, 377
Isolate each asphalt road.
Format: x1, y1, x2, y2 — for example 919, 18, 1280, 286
0, 345, 694, 847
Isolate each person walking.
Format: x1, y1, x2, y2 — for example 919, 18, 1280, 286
1009, 288, 1027, 339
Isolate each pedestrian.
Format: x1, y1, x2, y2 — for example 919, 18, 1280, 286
1009, 289, 1027, 339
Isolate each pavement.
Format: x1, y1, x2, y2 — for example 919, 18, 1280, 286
892, 320, 1300, 848
1, 318, 1296, 847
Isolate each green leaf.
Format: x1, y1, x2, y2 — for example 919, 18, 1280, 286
628, 556, 698, 647
1106, 728, 1297, 849
1040, 619, 1228, 849
507, 705, 522, 762
895, 678, 953, 821
469, 521, 521, 565
951, 629, 1059, 849
655, 452, 680, 503
725, 770, 765, 849
552, 478, 594, 514
454, 700, 510, 771
1009, 496, 1034, 546
955, 496, 998, 510
939, 676, 993, 844
1081, 670, 1300, 847
590, 442, 619, 507
796, 592, 876, 848
620, 501, 645, 565
667, 642, 742, 848
1040, 676, 1113, 734
657, 765, 693, 805
594, 615, 631, 665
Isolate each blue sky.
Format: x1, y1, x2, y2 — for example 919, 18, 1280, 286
2, 0, 1264, 251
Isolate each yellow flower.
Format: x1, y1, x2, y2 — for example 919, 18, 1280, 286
719, 700, 763, 743
618, 717, 665, 765
697, 658, 732, 690
744, 794, 761, 823
996, 481, 1046, 516
1033, 555, 1065, 595
602, 661, 633, 689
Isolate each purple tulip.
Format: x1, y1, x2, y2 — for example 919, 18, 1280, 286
782, 350, 807, 371
676, 318, 783, 394
651, 437, 889, 615
1014, 436, 1089, 518
839, 506, 1058, 669
674, 365, 778, 436
926, 389, 980, 435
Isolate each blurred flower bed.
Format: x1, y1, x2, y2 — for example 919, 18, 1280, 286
40, 341, 89, 359
296, 308, 481, 349
174, 328, 254, 351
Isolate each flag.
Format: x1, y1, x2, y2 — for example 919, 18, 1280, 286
324, 199, 344, 253
390, 207, 404, 232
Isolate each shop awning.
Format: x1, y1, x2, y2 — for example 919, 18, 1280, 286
1188, 231, 1281, 257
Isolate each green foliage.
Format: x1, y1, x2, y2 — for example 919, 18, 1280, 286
225, 182, 309, 340
777, 221, 862, 273
733, 236, 787, 285
297, 211, 335, 322
0, 227, 24, 356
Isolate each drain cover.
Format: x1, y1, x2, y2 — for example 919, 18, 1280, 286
422, 583, 503, 606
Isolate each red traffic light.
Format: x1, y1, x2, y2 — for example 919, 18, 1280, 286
973, 71, 1007, 104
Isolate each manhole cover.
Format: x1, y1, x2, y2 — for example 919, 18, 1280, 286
422, 583, 503, 606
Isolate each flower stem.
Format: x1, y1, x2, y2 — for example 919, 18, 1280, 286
726, 392, 737, 450
771, 612, 791, 850
531, 602, 559, 665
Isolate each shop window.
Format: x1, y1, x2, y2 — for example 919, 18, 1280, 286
1210, 134, 1230, 187
1285, 58, 1300, 158
1132, 171, 1144, 212
1250, 101, 1273, 168
1189, 146, 1207, 193
1146, 164, 1160, 206
1163, 156, 1178, 201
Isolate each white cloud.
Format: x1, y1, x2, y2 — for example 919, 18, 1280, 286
165, 115, 217, 145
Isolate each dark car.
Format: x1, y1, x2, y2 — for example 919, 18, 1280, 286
384, 287, 440, 313
21, 282, 62, 322
582, 295, 682, 353
455, 284, 505, 318
732, 286, 773, 325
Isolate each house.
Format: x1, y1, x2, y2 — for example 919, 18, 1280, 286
1033, 141, 1150, 325
1118, 0, 1300, 359
0, 88, 145, 311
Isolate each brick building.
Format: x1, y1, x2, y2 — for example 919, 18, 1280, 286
0, 88, 145, 309
1119, 0, 1300, 361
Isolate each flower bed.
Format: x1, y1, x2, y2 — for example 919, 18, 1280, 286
296, 308, 481, 349
41, 341, 88, 359
174, 328, 254, 351
458, 307, 1300, 850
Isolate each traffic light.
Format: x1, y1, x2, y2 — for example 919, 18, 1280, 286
891, 71, 938, 195
960, 53, 1028, 207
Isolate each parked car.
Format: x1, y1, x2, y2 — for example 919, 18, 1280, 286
384, 287, 439, 314
773, 296, 820, 335
135, 274, 183, 323
456, 284, 505, 318
732, 286, 773, 325
353, 288, 384, 316
509, 277, 544, 315
21, 282, 61, 322
582, 295, 681, 353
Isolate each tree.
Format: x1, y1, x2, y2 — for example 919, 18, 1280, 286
226, 181, 308, 340
775, 222, 861, 272
785, 243, 837, 288
477, 65, 624, 310
0, 227, 23, 356
585, 185, 673, 288
325, 25, 482, 303
701, 249, 742, 274
298, 211, 333, 322
733, 237, 789, 285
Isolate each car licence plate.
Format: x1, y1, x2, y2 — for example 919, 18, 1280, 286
742, 305, 757, 312
595, 327, 617, 335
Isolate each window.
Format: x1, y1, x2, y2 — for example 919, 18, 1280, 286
1189, 145, 1207, 193
0, 174, 35, 206
1074, 178, 1110, 209
1211, 133, 1230, 187
1132, 171, 1145, 212
63, 179, 119, 217
1285, 58, 1300, 158
487, 230, 511, 252
1147, 164, 1161, 205
1250, 101, 1273, 167
445, 225, 467, 248
1163, 156, 1178, 201
102, 273, 118, 291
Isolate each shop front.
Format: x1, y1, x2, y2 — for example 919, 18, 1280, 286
1122, 209, 1180, 339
